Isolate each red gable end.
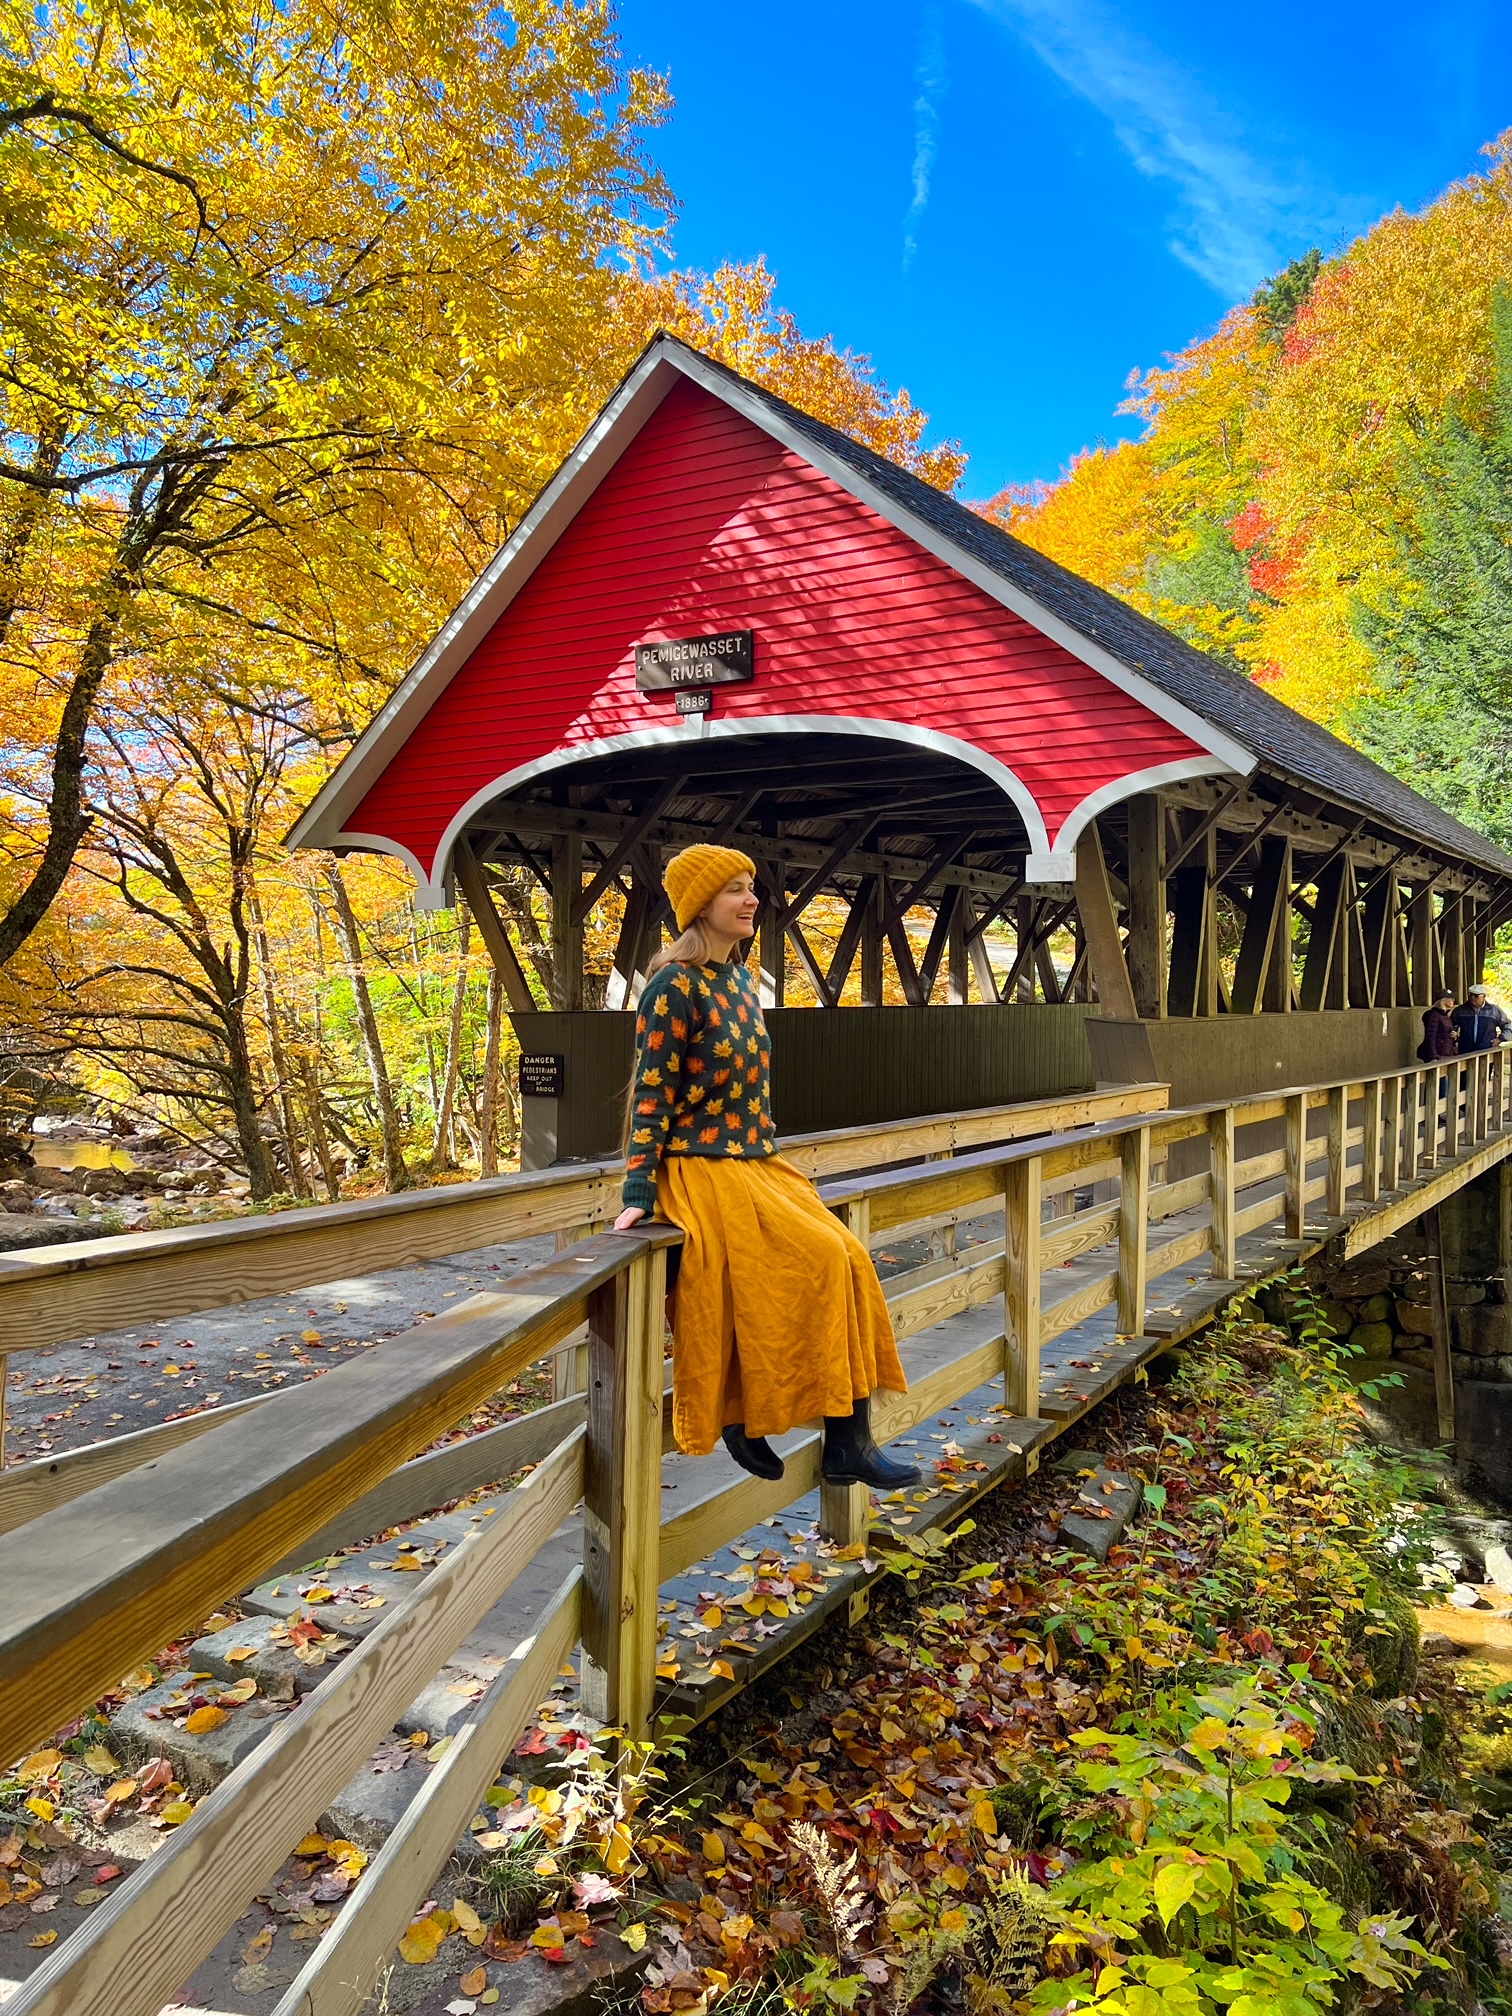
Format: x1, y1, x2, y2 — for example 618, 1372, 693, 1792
339, 378, 1215, 897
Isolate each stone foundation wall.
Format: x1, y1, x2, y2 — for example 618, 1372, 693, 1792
1299, 1229, 1512, 1387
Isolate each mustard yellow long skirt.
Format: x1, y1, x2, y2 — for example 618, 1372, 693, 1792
656, 1154, 906, 1456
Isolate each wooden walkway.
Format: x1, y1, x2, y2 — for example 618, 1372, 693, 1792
1, 1053, 1510, 2016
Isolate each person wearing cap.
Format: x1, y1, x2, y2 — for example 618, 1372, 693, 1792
1417, 990, 1459, 1062
1451, 983, 1512, 1053
612, 843, 918, 1491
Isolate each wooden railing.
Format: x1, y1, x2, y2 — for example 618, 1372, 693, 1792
2, 1055, 1509, 2016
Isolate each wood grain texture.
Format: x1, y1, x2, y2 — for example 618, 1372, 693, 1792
1118, 1128, 1150, 1337
1284, 1095, 1307, 1240
271, 1572, 583, 2016
4, 1433, 585, 2016
1209, 1108, 1236, 1281
1344, 1130, 1512, 1257
1146, 1226, 1213, 1278
1327, 1086, 1348, 1216
1041, 1203, 1120, 1270
1, 1085, 1168, 1358
1004, 1158, 1042, 1417
1148, 1171, 1209, 1225
886, 1247, 1006, 1342
1040, 1267, 1119, 1348
0, 1393, 274, 1538
0, 1235, 639, 1764
581, 1248, 666, 1739
659, 1435, 824, 1581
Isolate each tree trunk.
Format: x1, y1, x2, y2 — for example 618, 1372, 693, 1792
226, 1017, 281, 1201
249, 889, 310, 1197
323, 861, 411, 1191
299, 1055, 342, 1202
478, 965, 504, 1178
430, 902, 471, 1167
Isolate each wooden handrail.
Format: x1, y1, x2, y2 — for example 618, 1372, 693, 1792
0, 1229, 672, 1762
6, 1051, 1512, 2012
0, 1082, 1167, 1358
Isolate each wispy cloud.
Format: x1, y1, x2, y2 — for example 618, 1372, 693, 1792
970, 0, 1353, 299
903, 4, 948, 271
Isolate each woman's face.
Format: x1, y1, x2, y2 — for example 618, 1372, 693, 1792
704, 873, 759, 943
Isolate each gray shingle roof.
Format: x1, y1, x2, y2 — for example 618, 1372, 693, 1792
672, 341, 1512, 884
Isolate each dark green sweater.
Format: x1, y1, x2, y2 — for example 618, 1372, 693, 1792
621, 960, 777, 1213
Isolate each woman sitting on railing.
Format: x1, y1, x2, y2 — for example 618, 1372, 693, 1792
612, 845, 920, 1491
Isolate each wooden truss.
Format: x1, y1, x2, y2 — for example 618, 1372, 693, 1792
452, 731, 1511, 1019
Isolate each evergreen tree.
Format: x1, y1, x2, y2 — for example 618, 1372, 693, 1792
1348, 289, 1512, 853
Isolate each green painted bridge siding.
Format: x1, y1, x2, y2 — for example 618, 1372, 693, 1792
509, 1005, 1099, 1166
1087, 1007, 1423, 1108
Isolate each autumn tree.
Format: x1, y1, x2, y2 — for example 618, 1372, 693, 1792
0, 0, 669, 967
1348, 289, 1512, 850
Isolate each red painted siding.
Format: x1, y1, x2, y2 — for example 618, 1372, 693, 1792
346, 379, 1205, 877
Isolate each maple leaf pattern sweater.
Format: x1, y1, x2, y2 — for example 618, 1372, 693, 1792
621, 961, 777, 1213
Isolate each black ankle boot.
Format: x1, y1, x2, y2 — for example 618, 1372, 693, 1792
722, 1424, 784, 1480
821, 1396, 922, 1489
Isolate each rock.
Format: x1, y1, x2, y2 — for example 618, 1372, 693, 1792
1484, 1545, 1512, 1594
1446, 1515, 1512, 1577
188, 1614, 353, 1697
1358, 1293, 1393, 1325
28, 1166, 78, 1193
0, 1211, 105, 1251
1060, 1468, 1143, 1564
1449, 1584, 1489, 1609
1393, 1339, 1432, 1367
1050, 1446, 1103, 1475
1397, 1300, 1436, 1337
318, 1747, 428, 1850
0, 1181, 33, 1211
1419, 1630, 1457, 1655
1456, 1304, 1512, 1356
1494, 1355, 1512, 1381
1330, 1265, 1393, 1299
80, 1167, 127, 1198
1449, 1282, 1487, 1308
1348, 1322, 1394, 1359
109, 1677, 291, 1791
1318, 1299, 1355, 1338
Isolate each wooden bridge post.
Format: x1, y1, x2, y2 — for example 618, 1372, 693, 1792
1209, 1107, 1236, 1279
821, 1197, 873, 1548
1426, 1204, 1456, 1445
582, 1238, 668, 1743
1445, 1061, 1462, 1160
1382, 1077, 1402, 1195
1474, 1053, 1490, 1143
1284, 1093, 1307, 1239
1404, 1068, 1422, 1179
1360, 1080, 1382, 1205
1326, 1085, 1348, 1216
1004, 1156, 1042, 1418
1117, 1126, 1150, 1335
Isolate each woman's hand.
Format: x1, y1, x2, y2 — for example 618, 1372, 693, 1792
614, 1206, 647, 1232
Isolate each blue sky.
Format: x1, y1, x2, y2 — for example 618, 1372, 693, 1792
613, 0, 1512, 498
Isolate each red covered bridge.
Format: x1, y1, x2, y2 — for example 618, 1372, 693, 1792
292, 336, 1512, 1156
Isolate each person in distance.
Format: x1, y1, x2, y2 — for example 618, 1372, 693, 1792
1451, 981, 1512, 1053
613, 844, 920, 1492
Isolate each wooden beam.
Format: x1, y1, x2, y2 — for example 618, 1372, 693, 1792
1297, 856, 1343, 1012
454, 839, 537, 1015
919, 888, 958, 1002
1004, 1157, 1042, 1417
570, 776, 685, 928
948, 885, 969, 1004
825, 874, 875, 1001
780, 810, 883, 926
1125, 793, 1166, 1019
1426, 1204, 1456, 1444
1161, 779, 1246, 879
1230, 836, 1290, 1015
1074, 826, 1139, 1022
1167, 819, 1215, 1018
787, 917, 839, 1008
550, 832, 584, 1010
272, 1574, 582, 2016
860, 877, 884, 1005
581, 1245, 666, 1739
0, 1234, 651, 1765
1117, 1127, 1150, 1335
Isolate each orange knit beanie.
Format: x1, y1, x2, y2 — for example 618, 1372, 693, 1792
663, 845, 756, 932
